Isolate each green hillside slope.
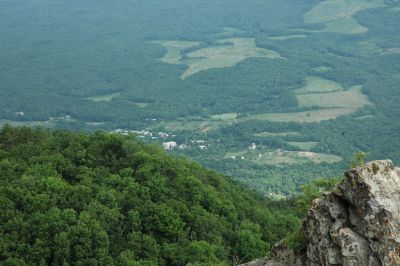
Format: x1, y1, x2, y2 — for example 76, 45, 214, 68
0, 126, 299, 265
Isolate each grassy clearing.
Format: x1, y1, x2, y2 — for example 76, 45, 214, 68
153, 38, 282, 79
133, 102, 149, 108
182, 38, 282, 79
303, 0, 384, 34
87, 92, 121, 102
151, 40, 200, 65
241, 108, 357, 123
158, 119, 234, 132
296, 85, 371, 108
287, 141, 319, 151
355, 115, 374, 120
294, 76, 343, 94
325, 17, 368, 34
313, 66, 332, 73
254, 132, 300, 137
304, 0, 383, 23
268, 35, 307, 41
211, 113, 238, 121
225, 149, 342, 165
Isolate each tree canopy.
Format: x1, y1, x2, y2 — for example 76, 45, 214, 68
0, 126, 300, 265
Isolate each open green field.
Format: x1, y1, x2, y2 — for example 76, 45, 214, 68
87, 92, 121, 102
154, 38, 282, 79
241, 108, 357, 123
225, 149, 342, 165
355, 115, 374, 120
304, 0, 384, 34
157, 118, 234, 132
325, 16, 368, 34
268, 35, 307, 41
294, 76, 343, 94
254, 131, 300, 137
287, 141, 319, 150
151, 40, 200, 65
211, 113, 238, 121
182, 38, 282, 79
296, 85, 371, 108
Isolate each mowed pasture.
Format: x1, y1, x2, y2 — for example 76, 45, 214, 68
325, 17, 368, 34
153, 38, 282, 79
254, 131, 300, 137
182, 38, 282, 79
156, 118, 234, 132
224, 149, 342, 165
268, 35, 307, 41
303, 0, 384, 34
294, 76, 343, 94
151, 40, 200, 65
162, 107, 361, 131
87, 92, 121, 102
211, 113, 238, 121
296, 85, 372, 108
241, 108, 357, 123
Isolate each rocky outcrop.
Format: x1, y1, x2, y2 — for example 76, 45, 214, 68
241, 160, 400, 266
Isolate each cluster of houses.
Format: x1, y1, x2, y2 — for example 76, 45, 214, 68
162, 140, 208, 151
114, 129, 154, 138
113, 129, 209, 151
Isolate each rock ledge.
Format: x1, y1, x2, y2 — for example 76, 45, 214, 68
241, 160, 400, 266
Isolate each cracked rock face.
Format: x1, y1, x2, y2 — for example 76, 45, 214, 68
241, 160, 400, 266
305, 160, 400, 266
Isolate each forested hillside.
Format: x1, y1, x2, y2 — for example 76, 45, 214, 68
0, 126, 301, 265
1, 0, 399, 195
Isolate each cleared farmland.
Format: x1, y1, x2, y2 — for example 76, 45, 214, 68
254, 132, 300, 137
153, 38, 282, 79
268, 35, 307, 41
294, 76, 343, 94
296, 85, 371, 108
151, 40, 200, 65
304, 0, 384, 34
241, 108, 357, 123
225, 149, 342, 165
313, 66, 332, 73
211, 113, 238, 121
87, 92, 121, 102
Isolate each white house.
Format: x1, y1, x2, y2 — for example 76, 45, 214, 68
163, 141, 177, 150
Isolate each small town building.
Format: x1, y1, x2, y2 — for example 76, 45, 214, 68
163, 141, 177, 150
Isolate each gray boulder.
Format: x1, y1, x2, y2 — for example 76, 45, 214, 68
241, 160, 400, 266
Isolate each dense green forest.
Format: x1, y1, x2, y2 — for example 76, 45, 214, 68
1, 0, 400, 194
0, 126, 305, 265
